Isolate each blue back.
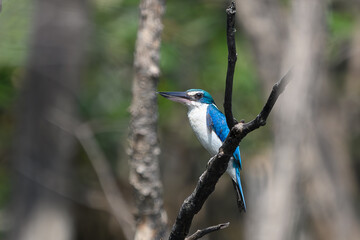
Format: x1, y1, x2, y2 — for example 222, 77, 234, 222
206, 104, 242, 169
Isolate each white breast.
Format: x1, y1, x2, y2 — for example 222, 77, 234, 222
187, 104, 222, 156
187, 103, 237, 181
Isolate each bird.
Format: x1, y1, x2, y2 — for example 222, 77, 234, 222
158, 89, 246, 212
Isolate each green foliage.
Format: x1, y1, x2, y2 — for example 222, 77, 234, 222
331, 12, 354, 36
0, 67, 18, 213
327, 5, 356, 91
328, 8, 356, 58
80, 1, 138, 121
0, 0, 32, 66
0, 67, 17, 111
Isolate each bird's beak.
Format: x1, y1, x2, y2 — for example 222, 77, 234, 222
158, 91, 191, 104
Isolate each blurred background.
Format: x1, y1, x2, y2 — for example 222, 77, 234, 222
0, 0, 359, 239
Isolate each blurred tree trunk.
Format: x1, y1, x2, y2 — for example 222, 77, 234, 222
236, 0, 286, 91
9, 0, 89, 239
128, 0, 168, 239
250, 2, 327, 239
240, 0, 360, 240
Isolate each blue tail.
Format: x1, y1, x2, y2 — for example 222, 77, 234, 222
233, 167, 246, 212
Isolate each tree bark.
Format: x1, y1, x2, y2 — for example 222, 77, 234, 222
10, 0, 89, 239
128, 0, 167, 239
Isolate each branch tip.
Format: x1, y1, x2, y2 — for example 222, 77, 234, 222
185, 222, 230, 240
226, 1, 236, 15
220, 222, 230, 229
224, 0, 237, 130
226, 8, 236, 15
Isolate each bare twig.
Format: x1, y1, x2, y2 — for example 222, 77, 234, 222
47, 110, 136, 240
13, 163, 110, 212
75, 124, 135, 240
242, 69, 291, 130
168, 72, 291, 240
185, 222, 230, 240
223, 1, 237, 129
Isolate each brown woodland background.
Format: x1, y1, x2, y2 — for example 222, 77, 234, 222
0, 0, 359, 239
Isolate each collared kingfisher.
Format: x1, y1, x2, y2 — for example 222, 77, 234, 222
159, 89, 246, 212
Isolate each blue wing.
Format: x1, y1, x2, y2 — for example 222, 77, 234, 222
207, 104, 246, 211
206, 104, 242, 168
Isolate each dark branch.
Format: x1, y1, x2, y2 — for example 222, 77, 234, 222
168, 71, 291, 240
185, 222, 230, 240
243, 69, 291, 131
223, 1, 237, 129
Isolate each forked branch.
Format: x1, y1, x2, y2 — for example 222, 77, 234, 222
168, 71, 291, 240
168, 2, 291, 240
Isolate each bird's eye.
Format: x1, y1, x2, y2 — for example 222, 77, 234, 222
195, 93, 203, 99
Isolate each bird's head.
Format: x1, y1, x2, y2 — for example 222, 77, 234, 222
158, 89, 215, 107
